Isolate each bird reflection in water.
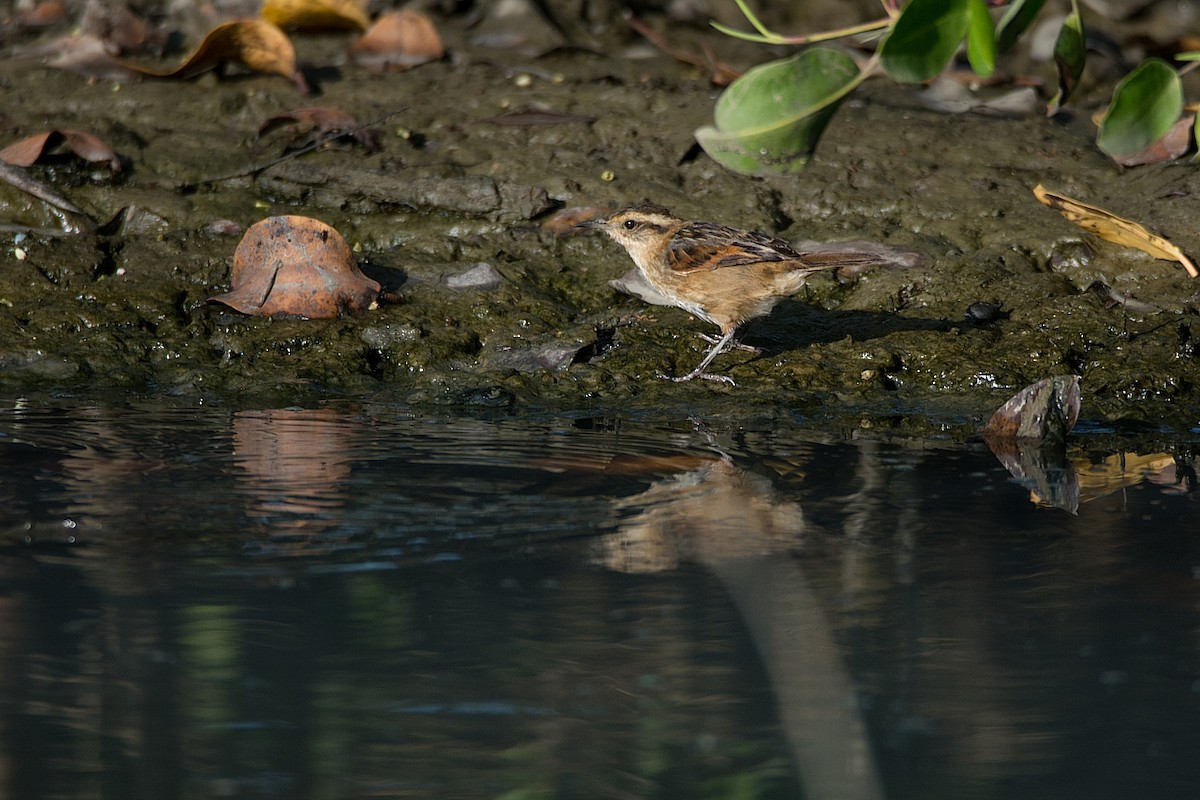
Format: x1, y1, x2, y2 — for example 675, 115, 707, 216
597, 457, 805, 572
595, 453, 886, 800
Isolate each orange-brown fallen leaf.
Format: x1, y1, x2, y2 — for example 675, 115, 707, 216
1033, 184, 1199, 278
208, 216, 381, 318
258, 107, 380, 151
262, 0, 370, 31
0, 129, 122, 171
349, 9, 444, 73
143, 19, 308, 92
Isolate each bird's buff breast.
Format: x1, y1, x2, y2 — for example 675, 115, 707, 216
646, 265, 798, 329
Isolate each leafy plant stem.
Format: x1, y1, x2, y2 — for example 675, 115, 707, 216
731, 0, 773, 39
711, 8, 891, 46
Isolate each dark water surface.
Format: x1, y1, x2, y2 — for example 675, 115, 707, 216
0, 398, 1198, 799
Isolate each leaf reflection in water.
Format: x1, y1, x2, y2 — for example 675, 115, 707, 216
231, 408, 359, 536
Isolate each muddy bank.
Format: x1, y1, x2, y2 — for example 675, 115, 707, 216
2, 5, 1200, 432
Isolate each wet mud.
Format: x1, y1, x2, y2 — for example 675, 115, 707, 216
3, 5, 1200, 433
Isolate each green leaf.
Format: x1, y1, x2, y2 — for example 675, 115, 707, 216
1046, 0, 1085, 116
996, 0, 1048, 53
1175, 50, 1200, 62
1097, 58, 1183, 159
880, 0, 971, 84
965, 0, 997, 77
695, 49, 863, 175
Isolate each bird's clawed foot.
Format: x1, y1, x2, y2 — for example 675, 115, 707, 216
697, 332, 758, 354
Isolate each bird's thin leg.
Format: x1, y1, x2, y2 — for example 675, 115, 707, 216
660, 327, 739, 385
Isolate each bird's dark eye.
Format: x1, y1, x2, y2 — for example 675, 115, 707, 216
623, 219, 637, 230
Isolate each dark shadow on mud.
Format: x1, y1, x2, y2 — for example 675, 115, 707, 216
358, 258, 407, 294
746, 300, 957, 352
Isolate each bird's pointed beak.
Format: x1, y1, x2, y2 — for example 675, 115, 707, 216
575, 217, 605, 231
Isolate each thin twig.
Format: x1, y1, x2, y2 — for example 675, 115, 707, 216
179, 108, 407, 191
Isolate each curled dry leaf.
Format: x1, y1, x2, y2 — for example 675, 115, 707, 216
980, 375, 1081, 444
0, 161, 95, 233
208, 215, 381, 318
261, 0, 370, 31
981, 375, 1082, 513
1033, 184, 1199, 278
258, 107, 380, 151
0, 130, 122, 171
146, 19, 308, 92
349, 9, 444, 73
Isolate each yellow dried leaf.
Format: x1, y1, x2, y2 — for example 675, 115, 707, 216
261, 0, 370, 31
1033, 184, 1198, 278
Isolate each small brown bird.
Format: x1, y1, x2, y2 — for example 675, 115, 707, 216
583, 205, 870, 385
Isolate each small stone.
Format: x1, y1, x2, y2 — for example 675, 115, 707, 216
445, 263, 504, 290
361, 323, 421, 349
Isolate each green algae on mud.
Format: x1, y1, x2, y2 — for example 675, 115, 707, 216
2, 15, 1200, 431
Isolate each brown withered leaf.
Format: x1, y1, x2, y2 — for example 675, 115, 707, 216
258, 107, 380, 151
980, 375, 1083, 513
0, 130, 122, 171
262, 0, 370, 31
0, 161, 95, 233
980, 375, 1081, 444
349, 9, 444, 73
1033, 184, 1199, 278
208, 216, 380, 318
147, 19, 308, 92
